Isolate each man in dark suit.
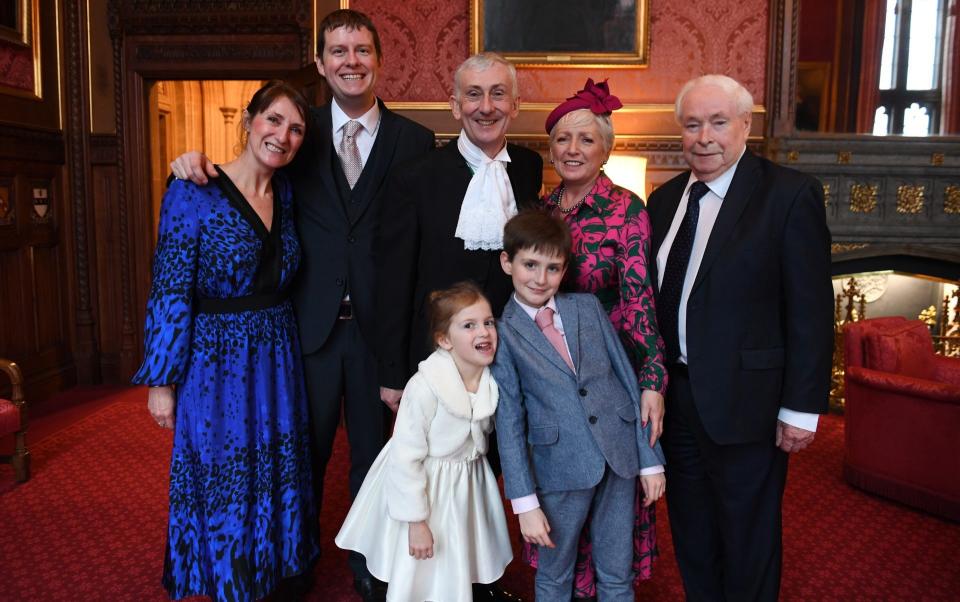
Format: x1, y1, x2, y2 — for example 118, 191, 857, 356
376, 52, 543, 402
170, 10, 434, 601
646, 75, 833, 601
374, 55, 539, 602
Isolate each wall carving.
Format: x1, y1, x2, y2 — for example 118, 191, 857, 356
946, 186, 960, 215
135, 44, 299, 62
849, 183, 879, 214
896, 185, 925, 214
353, 0, 767, 104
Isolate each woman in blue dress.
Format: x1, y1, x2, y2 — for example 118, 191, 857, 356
133, 81, 319, 601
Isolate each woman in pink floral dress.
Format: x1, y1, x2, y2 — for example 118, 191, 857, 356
521, 78, 668, 601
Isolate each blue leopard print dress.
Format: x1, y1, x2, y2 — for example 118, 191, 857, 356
133, 168, 319, 601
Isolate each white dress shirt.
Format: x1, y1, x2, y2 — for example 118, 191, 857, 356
330, 98, 381, 167
509, 294, 664, 514
655, 151, 818, 433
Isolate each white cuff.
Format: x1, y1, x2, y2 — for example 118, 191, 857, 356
640, 465, 665, 475
777, 407, 819, 432
510, 494, 540, 514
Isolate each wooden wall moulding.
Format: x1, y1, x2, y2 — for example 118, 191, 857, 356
129, 36, 302, 74
0, 124, 64, 163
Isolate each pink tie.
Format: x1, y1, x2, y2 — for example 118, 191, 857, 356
535, 307, 574, 372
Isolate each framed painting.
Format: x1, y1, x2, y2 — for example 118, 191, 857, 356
0, 0, 27, 46
470, 0, 650, 67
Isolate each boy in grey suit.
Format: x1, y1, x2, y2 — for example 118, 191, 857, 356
493, 212, 666, 601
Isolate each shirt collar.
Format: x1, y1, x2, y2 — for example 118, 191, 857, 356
331, 98, 381, 137
684, 147, 746, 200
514, 293, 559, 322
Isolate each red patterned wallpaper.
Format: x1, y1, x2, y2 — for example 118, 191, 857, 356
0, 40, 34, 92
351, 0, 767, 105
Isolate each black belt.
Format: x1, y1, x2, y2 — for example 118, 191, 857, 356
338, 300, 353, 320
194, 290, 288, 315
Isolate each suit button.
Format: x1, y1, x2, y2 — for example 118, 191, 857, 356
348, 235, 356, 243
589, 415, 598, 424
336, 278, 344, 285
579, 388, 587, 397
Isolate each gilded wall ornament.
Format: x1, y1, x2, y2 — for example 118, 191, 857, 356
787, 150, 799, 163
831, 242, 869, 254
837, 151, 852, 164
849, 184, 878, 213
945, 185, 960, 214
822, 183, 831, 208
896, 185, 925, 214
931, 153, 944, 166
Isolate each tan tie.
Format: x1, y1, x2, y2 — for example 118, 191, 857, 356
535, 307, 575, 372
338, 120, 363, 189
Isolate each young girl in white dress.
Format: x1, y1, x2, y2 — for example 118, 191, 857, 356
336, 282, 513, 601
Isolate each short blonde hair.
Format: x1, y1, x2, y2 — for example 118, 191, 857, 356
548, 108, 615, 155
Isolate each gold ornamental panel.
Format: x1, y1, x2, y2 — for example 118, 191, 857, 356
896, 185, 925, 214
849, 184, 879, 214
831, 243, 869, 254
945, 185, 960, 214
822, 183, 831, 208
837, 151, 852, 164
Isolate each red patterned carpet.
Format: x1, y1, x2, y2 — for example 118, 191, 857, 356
0, 387, 958, 601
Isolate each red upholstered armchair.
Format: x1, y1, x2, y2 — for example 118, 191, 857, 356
0, 358, 29, 482
843, 317, 960, 520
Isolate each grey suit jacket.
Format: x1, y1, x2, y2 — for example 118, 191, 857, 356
493, 292, 666, 499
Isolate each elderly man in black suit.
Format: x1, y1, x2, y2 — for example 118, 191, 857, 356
376, 52, 543, 404
170, 10, 434, 601
646, 74, 833, 601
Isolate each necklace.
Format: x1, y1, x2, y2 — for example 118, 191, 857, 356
555, 184, 589, 214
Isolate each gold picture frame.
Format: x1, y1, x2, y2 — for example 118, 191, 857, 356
470, 0, 650, 68
0, 0, 28, 46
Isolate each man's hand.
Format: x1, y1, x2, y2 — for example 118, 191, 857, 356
518, 508, 555, 548
640, 389, 665, 446
170, 151, 218, 185
776, 420, 815, 453
640, 473, 666, 507
148, 386, 176, 429
408, 521, 434, 559
380, 387, 402, 413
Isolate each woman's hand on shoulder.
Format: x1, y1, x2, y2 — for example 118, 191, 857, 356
148, 386, 176, 429
408, 521, 434, 559
170, 151, 217, 185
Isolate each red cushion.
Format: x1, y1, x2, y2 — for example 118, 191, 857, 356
0, 398, 20, 435
864, 321, 936, 380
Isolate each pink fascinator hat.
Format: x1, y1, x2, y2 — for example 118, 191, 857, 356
544, 78, 623, 134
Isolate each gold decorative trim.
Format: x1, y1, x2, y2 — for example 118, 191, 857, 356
849, 183, 878, 213
837, 151, 851, 164
822, 183, 831, 208
896, 185, 925, 214
931, 153, 944, 166
945, 185, 960, 214
787, 150, 799, 163
831, 243, 869, 254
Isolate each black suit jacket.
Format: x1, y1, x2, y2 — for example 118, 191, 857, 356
286, 99, 435, 355
647, 150, 834, 445
376, 139, 543, 388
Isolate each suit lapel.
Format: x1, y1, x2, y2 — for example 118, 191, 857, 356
313, 104, 347, 221
504, 298, 575, 376
650, 175, 687, 258
555, 294, 581, 373
348, 99, 400, 225
690, 150, 762, 295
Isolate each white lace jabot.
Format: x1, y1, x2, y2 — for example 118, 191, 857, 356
454, 131, 518, 251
